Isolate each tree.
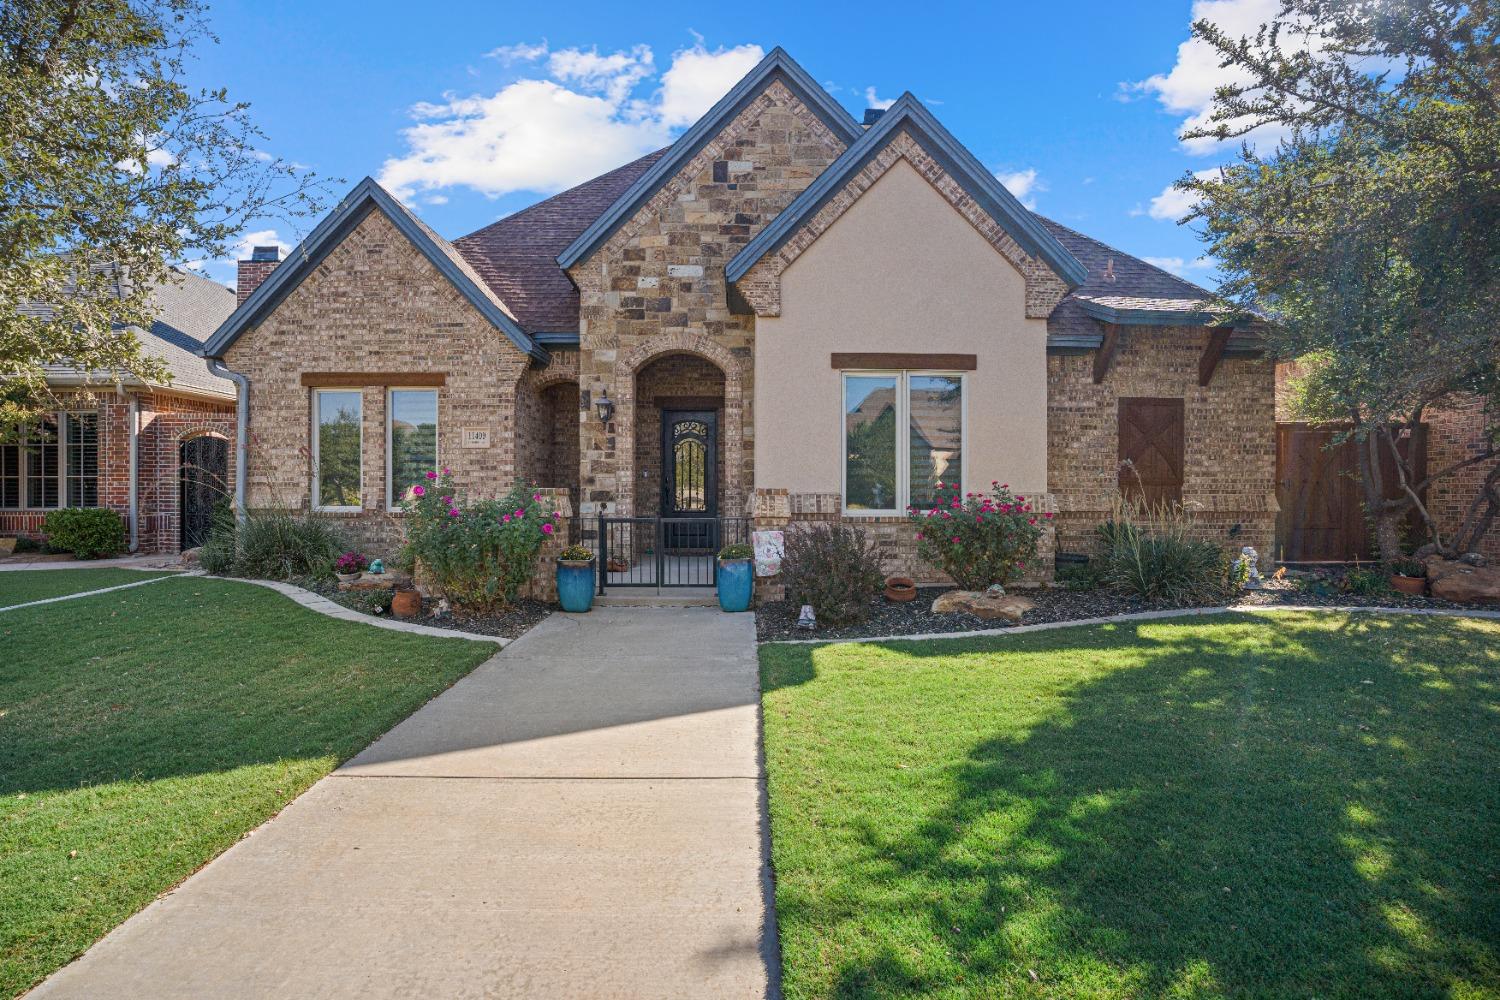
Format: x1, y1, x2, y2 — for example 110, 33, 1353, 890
0, 0, 331, 427
1177, 0, 1500, 559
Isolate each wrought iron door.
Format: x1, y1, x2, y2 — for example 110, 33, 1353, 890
180, 436, 228, 550
661, 410, 716, 550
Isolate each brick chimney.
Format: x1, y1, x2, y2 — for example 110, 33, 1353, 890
236, 245, 282, 306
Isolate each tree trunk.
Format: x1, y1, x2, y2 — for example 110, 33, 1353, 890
1354, 421, 1406, 562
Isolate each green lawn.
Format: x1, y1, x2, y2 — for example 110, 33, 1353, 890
0, 569, 178, 606
761, 612, 1500, 1000
0, 576, 494, 997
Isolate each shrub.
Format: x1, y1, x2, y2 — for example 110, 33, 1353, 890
401, 471, 558, 611
1094, 499, 1234, 604
1056, 560, 1107, 591
779, 522, 885, 625
907, 481, 1049, 589
718, 543, 753, 560
1390, 556, 1425, 577
234, 510, 343, 580
197, 505, 238, 574
1342, 565, 1391, 595
42, 508, 125, 559
558, 544, 594, 562
335, 551, 369, 575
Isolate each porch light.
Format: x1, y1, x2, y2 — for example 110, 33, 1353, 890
594, 387, 615, 425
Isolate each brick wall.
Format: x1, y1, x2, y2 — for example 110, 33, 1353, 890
1049, 327, 1278, 560
224, 207, 535, 559
570, 79, 848, 518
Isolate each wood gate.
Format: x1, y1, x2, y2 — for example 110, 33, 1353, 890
1275, 424, 1427, 562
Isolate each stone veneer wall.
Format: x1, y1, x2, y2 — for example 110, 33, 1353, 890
224, 208, 535, 557
632, 353, 726, 518
1049, 327, 1278, 560
569, 79, 849, 519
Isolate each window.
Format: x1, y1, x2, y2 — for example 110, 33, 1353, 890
312, 389, 362, 510
843, 372, 964, 514
0, 414, 97, 510
387, 388, 438, 507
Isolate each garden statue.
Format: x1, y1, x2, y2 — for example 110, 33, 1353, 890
1236, 546, 1263, 589
368, 558, 385, 575
797, 604, 816, 630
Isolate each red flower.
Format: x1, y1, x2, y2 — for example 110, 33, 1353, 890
915, 532, 924, 540
951, 536, 961, 544
1044, 512, 1055, 519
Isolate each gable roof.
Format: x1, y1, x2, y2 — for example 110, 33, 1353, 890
203, 177, 548, 363
453, 149, 668, 332
555, 47, 863, 271
38, 266, 237, 399
725, 92, 1089, 288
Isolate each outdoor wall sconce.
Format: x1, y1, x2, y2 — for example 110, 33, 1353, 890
594, 387, 615, 425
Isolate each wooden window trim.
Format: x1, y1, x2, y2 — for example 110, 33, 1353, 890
830, 353, 976, 372
300, 372, 446, 388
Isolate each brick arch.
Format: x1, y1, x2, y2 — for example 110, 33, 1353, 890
176, 425, 232, 444
613, 333, 746, 517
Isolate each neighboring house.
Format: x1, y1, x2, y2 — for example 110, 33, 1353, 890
203, 49, 1276, 585
2, 267, 238, 554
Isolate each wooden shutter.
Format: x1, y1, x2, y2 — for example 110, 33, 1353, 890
1118, 397, 1185, 506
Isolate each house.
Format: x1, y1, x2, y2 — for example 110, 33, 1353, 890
1, 267, 238, 554
203, 49, 1277, 587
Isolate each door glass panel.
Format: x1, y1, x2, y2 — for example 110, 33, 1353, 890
908, 376, 962, 510
844, 375, 898, 510
673, 436, 707, 511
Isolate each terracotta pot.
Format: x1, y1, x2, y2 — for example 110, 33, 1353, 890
391, 588, 422, 618
1389, 574, 1426, 596
884, 576, 917, 602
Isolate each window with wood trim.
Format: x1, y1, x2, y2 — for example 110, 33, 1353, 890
312, 389, 362, 510
1118, 397, 1185, 506
387, 388, 438, 508
0, 413, 97, 510
843, 372, 965, 514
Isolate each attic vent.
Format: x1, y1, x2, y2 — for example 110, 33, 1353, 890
862, 108, 887, 126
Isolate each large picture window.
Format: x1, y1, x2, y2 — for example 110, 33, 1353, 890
843, 372, 964, 514
313, 389, 362, 510
387, 388, 438, 507
0, 413, 97, 510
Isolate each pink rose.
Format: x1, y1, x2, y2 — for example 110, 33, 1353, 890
542, 522, 554, 535
516, 507, 525, 518
1016, 495, 1026, 502
411, 485, 425, 497
1044, 512, 1055, 519
425, 470, 437, 480
1001, 484, 1009, 489
1017, 562, 1025, 569
950, 501, 960, 509
941, 512, 952, 519
915, 532, 924, 540
951, 536, 960, 544
936, 481, 944, 489
1028, 517, 1037, 525
442, 496, 452, 505
448, 508, 460, 518
533, 493, 542, 502
442, 467, 451, 476
502, 514, 510, 523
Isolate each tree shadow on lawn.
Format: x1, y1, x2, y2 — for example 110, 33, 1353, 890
764, 614, 1500, 998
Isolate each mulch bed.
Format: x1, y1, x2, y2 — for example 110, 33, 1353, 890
754, 575, 1498, 643
303, 578, 553, 640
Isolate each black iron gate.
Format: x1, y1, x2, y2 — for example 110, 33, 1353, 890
180, 436, 228, 550
597, 515, 750, 593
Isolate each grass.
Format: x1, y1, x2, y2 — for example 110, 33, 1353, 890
0, 569, 178, 606
0, 576, 494, 997
760, 612, 1500, 999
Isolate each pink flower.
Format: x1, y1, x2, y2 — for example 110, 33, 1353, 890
999, 504, 1011, 513
411, 485, 425, 497
1023, 504, 1032, 512
992, 480, 999, 486
1028, 517, 1037, 525
425, 470, 437, 480
442, 496, 452, 505
1044, 512, 1055, 520
1016, 495, 1026, 502
541, 522, 554, 535
941, 511, 952, 519
516, 507, 525, 518
533, 493, 542, 502
951, 536, 961, 544
1001, 484, 1009, 489
936, 481, 944, 489
441, 467, 451, 476
950, 500, 960, 509
915, 532, 925, 540
552, 511, 562, 521
502, 514, 511, 523
1017, 562, 1025, 569
448, 508, 460, 518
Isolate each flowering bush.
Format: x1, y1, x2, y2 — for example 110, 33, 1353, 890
401, 470, 561, 610
907, 481, 1050, 589
334, 551, 369, 575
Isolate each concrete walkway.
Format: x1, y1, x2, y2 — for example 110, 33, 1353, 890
32, 607, 776, 999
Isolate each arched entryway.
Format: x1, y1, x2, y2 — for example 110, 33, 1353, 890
537, 380, 580, 513
180, 435, 229, 549
632, 353, 727, 522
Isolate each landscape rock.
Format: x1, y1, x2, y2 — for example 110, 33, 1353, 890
931, 589, 1035, 622
179, 547, 201, 567
1424, 557, 1500, 606
339, 571, 410, 593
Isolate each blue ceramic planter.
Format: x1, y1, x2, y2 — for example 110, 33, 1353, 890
556, 560, 595, 613
717, 558, 753, 612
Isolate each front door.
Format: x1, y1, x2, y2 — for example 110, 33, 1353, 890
661, 410, 717, 550
180, 436, 228, 550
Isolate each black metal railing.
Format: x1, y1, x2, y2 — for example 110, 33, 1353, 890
597, 516, 751, 592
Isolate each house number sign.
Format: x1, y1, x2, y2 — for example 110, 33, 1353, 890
461, 427, 491, 449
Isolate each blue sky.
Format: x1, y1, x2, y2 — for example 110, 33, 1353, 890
187, 0, 1276, 287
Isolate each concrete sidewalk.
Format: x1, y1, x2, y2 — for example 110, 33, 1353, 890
32, 607, 777, 999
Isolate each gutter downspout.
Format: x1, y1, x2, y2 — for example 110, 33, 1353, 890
126, 394, 140, 552
206, 359, 249, 522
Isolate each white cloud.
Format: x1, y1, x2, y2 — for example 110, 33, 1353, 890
380, 41, 764, 200
233, 228, 292, 260
995, 168, 1046, 210
656, 43, 764, 127
1148, 167, 1222, 221
1142, 255, 1213, 277
485, 41, 548, 64
864, 86, 896, 111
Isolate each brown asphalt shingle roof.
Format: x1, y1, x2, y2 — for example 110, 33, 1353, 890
447, 150, 1211, 339
453, 150, 668, 333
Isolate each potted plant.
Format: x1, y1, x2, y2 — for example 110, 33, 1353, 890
556, 544, 596, 613
391, 588, 422, 618
1389, 557, 1427, 596
884, 575, 916, 602
335, 551, 368, 583
717, 543, 754, 613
